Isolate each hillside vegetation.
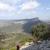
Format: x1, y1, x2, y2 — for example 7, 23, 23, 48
32, 23, 50, 42
0, 32, 32, 50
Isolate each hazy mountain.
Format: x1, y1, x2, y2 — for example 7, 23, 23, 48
23, 17, 42, 33
0, 17, 42, 33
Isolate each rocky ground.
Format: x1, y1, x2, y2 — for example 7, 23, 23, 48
20, 40, 50, 50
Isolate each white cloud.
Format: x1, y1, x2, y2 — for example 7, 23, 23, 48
0, 2, 16, 12
17, 0, 40, 14
0, 2, 17, 19
20, 1, 40, 10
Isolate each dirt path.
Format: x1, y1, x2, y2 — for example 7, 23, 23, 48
20, 42, 34, 50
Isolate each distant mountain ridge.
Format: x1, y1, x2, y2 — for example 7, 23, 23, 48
0, 18, 42, 33
0, 17, 39, 22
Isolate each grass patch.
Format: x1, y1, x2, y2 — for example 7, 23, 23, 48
19, 37, 33, 45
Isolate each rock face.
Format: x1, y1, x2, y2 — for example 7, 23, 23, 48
23, 17, 42, 33
21, 40, 50, 50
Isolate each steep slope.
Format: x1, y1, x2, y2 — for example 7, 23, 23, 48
23, 18, 42, 33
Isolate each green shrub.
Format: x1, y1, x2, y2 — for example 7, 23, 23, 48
32, 23, 48, 41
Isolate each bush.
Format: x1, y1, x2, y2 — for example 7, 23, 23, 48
32, 23, 48, 41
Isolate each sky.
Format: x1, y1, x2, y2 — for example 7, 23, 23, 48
0, 0, 50, 20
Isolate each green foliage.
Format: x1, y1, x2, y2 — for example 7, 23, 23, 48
32, 23, 48, 40
19, 36, 32, 45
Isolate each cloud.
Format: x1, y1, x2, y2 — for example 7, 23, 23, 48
0, 1, 17, 19
17, 0, 40, 14
0, 2, 16, 12
0, 0, 40, 19
20, 1, 40, 10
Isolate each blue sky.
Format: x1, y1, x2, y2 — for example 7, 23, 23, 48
0, 0, 50, 20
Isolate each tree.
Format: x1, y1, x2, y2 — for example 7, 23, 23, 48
32, 23, 48, 42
